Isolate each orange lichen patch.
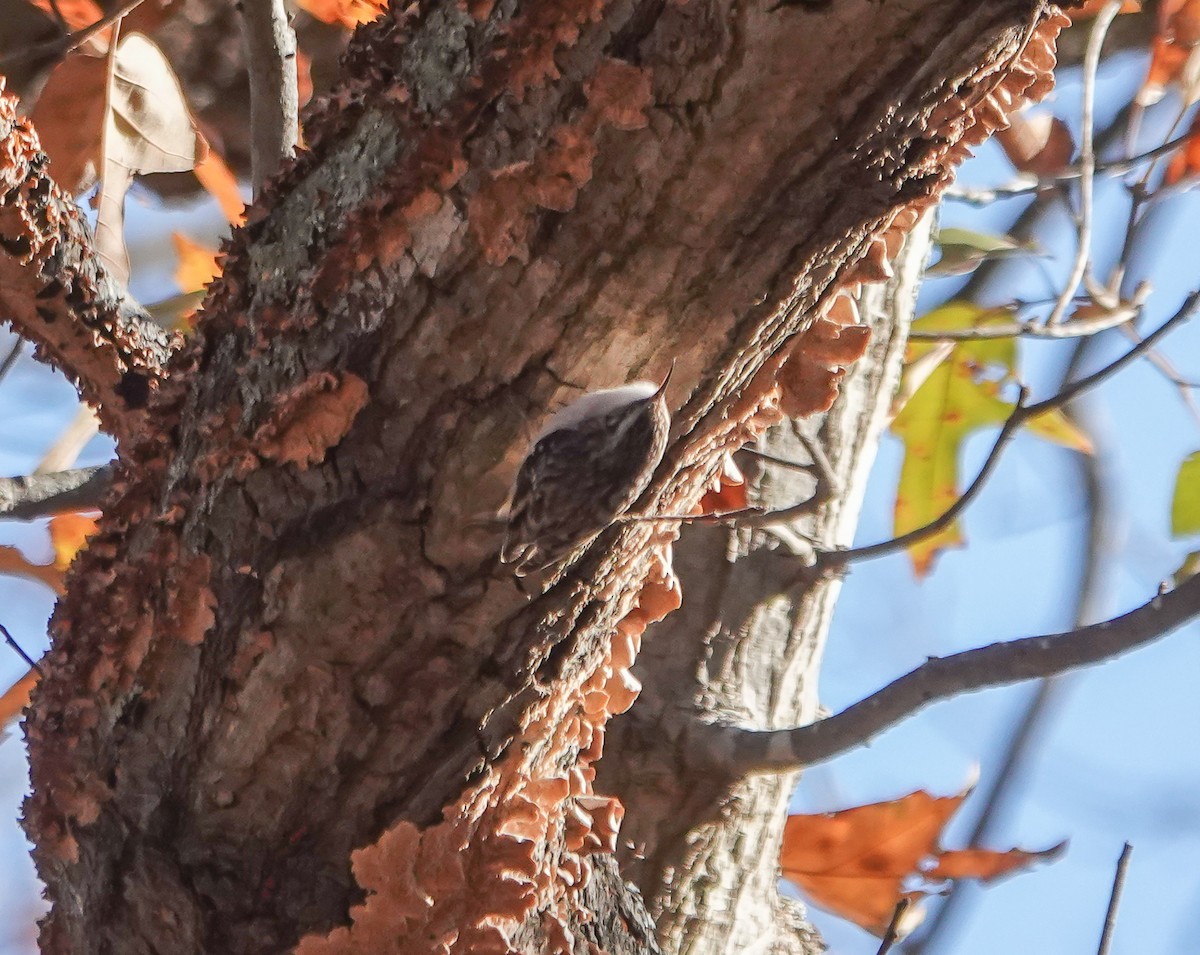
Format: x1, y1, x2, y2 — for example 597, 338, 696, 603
614, 548, 682, 643
502, 0, 609, 102
697, 452, 748, 514
229, 630, 275, 682
470, 166, 538, 266
508, 33, 565, 99
255, 372, 370, 469
174, 556, 216, 646
847, 236, 893, 285
825, 291, 860, 326
470, 58, 652, 264
529, 125, 599, 211
774, 319, 872, 420
583, 59, 653, 131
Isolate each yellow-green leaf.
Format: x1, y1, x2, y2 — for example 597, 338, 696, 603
928, 229, 1037, 277
1025, 408, 1094, 454
892, 302, 1090, 577
1171, 451, 1200, 537
1174, 550, 1200, 585
892, 359, 1011, 577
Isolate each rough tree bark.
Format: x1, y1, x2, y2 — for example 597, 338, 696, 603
0, 0, 1071, 952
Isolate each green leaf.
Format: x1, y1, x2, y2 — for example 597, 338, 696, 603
891, 302, 1093, 577
1025, 408, 1094, 454
1174, 550, 1200, 585
1171, 451, 1200, 537
928, 229, 1038, 277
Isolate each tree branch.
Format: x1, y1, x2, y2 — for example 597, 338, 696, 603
1044, 1, 1117, 327
906, 300, 1138, 341
689, 574, 1200, 776
0, 89, 175, 449
0, 465, 111, 520
0, 622, 43, 675
943, 134, 1191, 207
817, 291, 1199, 568
239, 0, 298, 197
1096, 842, 1133, 955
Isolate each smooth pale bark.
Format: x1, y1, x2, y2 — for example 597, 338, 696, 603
9, 1, 1067, 952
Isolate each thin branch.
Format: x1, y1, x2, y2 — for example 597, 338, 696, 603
0, 91, 175, 448
1045, 1, 1119, 327
818, 392, 1028, 566
731, 430, 838, 527
0, 339, 22, 386
906, 303, 1138, 342
0, 465, 111, 521
1026, 292, 1198, 416
1116, 322, 1200, 426
875, 899, 912, 955
0, 623, 43, 676
687, 574, 1200, 775
239, 0, 299, 196
819, 293, 1199, 569
944, 133, 1191, 206
1096, 843, 1133, 955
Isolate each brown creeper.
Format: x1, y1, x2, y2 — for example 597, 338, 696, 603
501, 371, 672, 576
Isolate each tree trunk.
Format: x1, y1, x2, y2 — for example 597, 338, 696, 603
598, 214, 931, 955
12, 0, 1069, 952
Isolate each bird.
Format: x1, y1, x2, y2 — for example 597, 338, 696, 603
501, 369, 673, 576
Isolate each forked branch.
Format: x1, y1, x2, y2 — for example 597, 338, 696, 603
817, 291, 1199, 569
0, 90, 174, 448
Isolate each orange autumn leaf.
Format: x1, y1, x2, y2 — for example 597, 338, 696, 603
0, 668, 39, 726
49, 511, 99, 571
0, 545, 62, 593
1137, 0, 1200, 105
995, 112, 1075, 177
193, 150, 245, 224
27, 0, 104, 31
781, 788, 1064, 936
294, 0, 386, 28
928, 843, 1066, 881
1166, 108, 1200, 184
172, 232, 222, 293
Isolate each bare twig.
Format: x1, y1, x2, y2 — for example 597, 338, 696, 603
0, 622, 43, 676
623, 432, 839, 531
0, 89, 175, 447
906, 302, 1138, 342
1045, 1, 1120, 327
686, 573, 1200, 775
820, 293, 1198, 569
875, 899, 912, 955
944, 134, 1191, 206
239, 0, 299, 196
0, 465, 111, 521
817, 395, 1027, 567
1116, 322, 1200, 426
0, 339, 22, 387
1096, 843, 1133, 955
